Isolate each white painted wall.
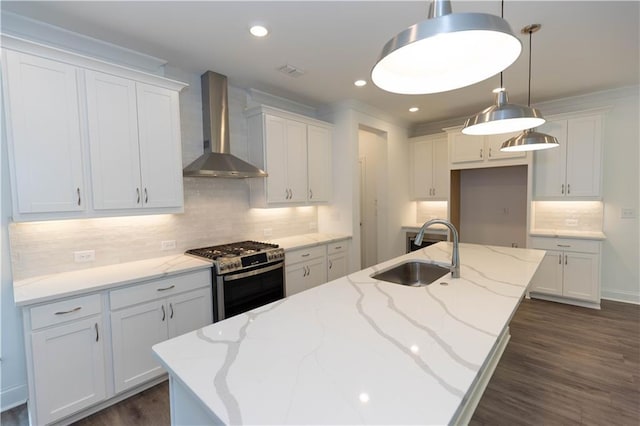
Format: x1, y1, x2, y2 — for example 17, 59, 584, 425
318, 101, 412, 271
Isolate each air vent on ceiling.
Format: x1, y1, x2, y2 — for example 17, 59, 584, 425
277, 64, 305, 78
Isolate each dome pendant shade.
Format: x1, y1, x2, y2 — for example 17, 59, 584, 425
500, 128, 559, 152
462, 88, 546, 135
371, 1, 522, 94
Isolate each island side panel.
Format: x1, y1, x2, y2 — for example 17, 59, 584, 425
170, 375, 223, 425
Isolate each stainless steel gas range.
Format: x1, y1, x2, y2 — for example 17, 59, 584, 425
186, 241, 285, 322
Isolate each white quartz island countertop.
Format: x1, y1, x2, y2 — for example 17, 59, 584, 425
153, 242, 545, 425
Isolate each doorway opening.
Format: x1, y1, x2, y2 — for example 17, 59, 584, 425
358, 126, 387, 268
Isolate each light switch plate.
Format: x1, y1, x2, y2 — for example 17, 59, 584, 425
621, 208, 636, 219
565, 218, 579, 226
161, 240, 177, 250
74, 250, 95, 262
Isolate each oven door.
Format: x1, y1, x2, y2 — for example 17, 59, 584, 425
406, 231, 447, 253
216, 261, 284, 321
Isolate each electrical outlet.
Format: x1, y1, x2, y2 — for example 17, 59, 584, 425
309, 222, 317, 231
74, 250, 95, 263
565, 218, 579, 226
263, 228, 273, 238
621, 208, 636, 219
161, 240, 176, 251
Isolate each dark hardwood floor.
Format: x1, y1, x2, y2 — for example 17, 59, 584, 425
2, 299, 638, 425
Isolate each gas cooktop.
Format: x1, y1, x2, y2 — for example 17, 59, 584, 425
186, 241, 284, 274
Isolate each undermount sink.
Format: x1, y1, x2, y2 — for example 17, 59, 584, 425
371, 261, 451, 287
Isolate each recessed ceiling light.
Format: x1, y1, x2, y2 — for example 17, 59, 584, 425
409, 107, 420, 112
354, 79, 367, 87
250, 25, 269, 38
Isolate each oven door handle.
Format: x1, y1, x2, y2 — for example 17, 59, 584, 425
223, 262, 284, 281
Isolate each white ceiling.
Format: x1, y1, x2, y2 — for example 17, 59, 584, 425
2, 1, 639, 126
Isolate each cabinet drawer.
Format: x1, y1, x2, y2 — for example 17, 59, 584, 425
30, 293, 102, 330
327, 241, 347, 255
286, 246, 326, 265
110, 269, 211, 310
530, 237, 600, 254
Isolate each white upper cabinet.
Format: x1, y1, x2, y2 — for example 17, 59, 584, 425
533, 113, 603, 198
3, 39, 187, 221
86, 71, 141, 210
3, 51, 86, 216
87, 73, 184, 211
136, 83, 183, 209
307, 124, 332, 202
247, 106, 332, 207
448, 128, 527, 169
409, 133, 449, 200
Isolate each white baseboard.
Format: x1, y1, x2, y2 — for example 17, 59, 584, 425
601, 290, 640, 305
1, 383, 28, 412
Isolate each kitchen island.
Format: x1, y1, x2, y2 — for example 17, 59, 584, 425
153, 242, 545, 425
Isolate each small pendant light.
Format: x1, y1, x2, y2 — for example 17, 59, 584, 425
462, 1, 545, 136
371, 0, 521, 95
500, 24, 559, 152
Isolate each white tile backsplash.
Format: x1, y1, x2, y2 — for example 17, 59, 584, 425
9, 178, 317, 280
416, 201, 448, 223
531, 201, 603, 232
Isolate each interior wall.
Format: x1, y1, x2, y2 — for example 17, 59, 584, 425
459, 166, 528, 248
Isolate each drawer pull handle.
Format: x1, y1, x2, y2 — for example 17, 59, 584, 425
161, 305, 166, 321
559, 254, 562, 264
561, 184, 565, 194
301, 253, 310, 257
144, 188, 149, 203
557, 244, 571, 248
157, 285, 175, 292
309, 189, 313, 199
170, 303, 174, 319
565, 255, 568, 265
95, 323, 99, 342
329, 260, 333, 269
77, 188, 81, 206
567, 184, 571, 194
136, 188, 141, 204
55, 306, 82, 315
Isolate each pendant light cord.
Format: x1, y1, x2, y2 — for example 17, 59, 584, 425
528, 28, 532, 106
500, 0, 504, 88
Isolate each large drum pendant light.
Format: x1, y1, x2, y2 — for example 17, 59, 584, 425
371, 0, 522, 95
500, 24, 559, 152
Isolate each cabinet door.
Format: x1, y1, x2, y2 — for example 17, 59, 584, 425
533, 120, 568, 197
167, 288, 213, 338
563, 252, 599, 302
85, 71, 142, 210
410, 141, 434, 199
529, 249, 563, 296
285, 120, 308, 203
31, 316, 106, 424
485, 132, 526, 160
264, 115, 289, 203
285, 257, 326, 297
4, 51, 85, 214
110, 299, 168, 393
432, 137, 449, 198
136, 83, 184, 208
565, 115, 602, 197
307, 124, 331, 202
327, 253, 348, 282
450, 132, 484, 164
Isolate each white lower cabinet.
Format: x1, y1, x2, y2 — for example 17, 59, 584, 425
22, 268, 212, 425
285, 246, 327, 296
285, 240, 351, 296
529, 237, 601, 307
110, 271, 212, 393
25, 294, 107, 425
327, 241, 348, 282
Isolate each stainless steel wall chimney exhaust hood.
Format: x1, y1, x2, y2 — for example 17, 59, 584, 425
183, 71, 267, 178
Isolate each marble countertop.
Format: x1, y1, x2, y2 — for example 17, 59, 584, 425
530, 229, 606, 240
401, 223, 449, 233
13, 254, 213, 306
153, 242, 545, 425
268, 232, 351, 252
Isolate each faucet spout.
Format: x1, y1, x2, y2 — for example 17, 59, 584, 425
415, 219, 460, 278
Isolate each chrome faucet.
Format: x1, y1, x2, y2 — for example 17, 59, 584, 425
415, 219, 460, 278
